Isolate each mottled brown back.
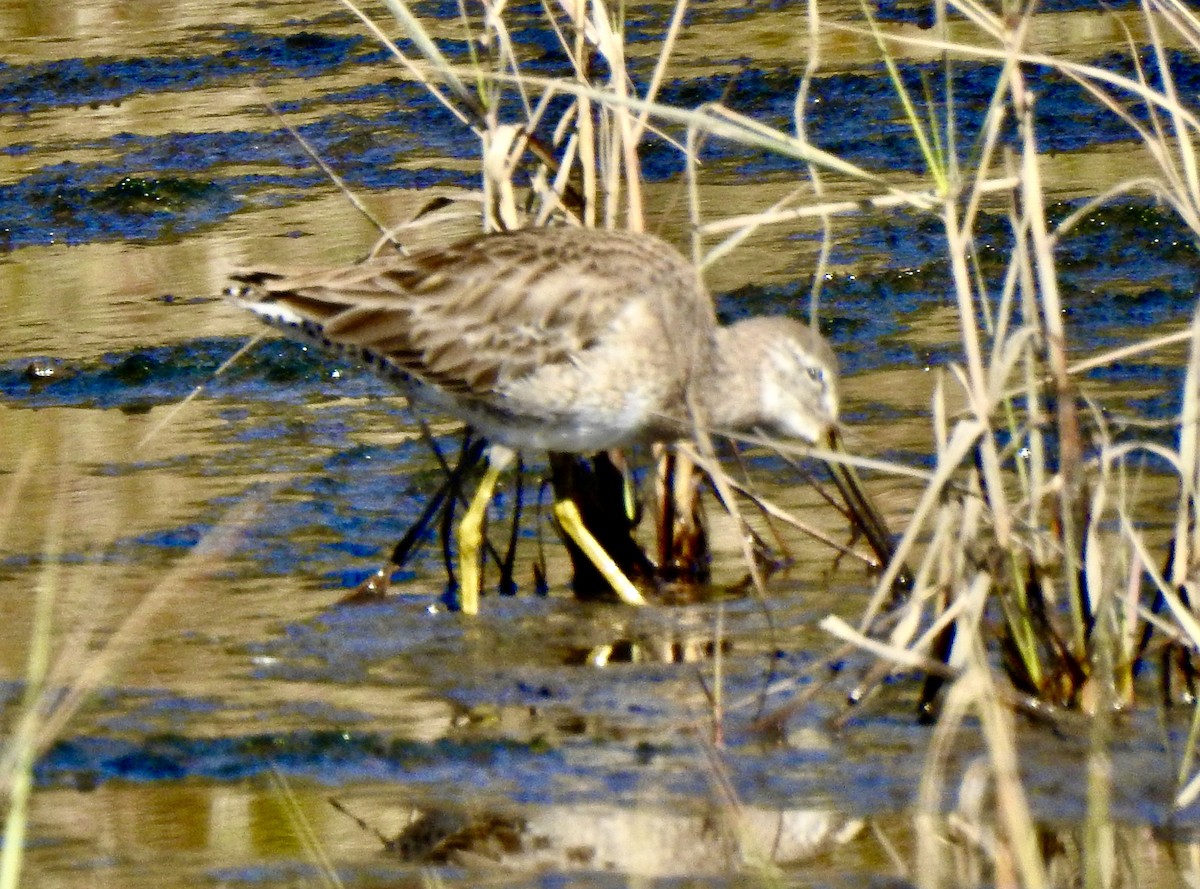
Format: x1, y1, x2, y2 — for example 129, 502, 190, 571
229, 227, 710, 400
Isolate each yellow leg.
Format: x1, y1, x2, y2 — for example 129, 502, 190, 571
553, 499, 647, 606
456, 447, 512, 615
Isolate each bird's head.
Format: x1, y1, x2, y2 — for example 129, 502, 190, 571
706, 316, 839, 444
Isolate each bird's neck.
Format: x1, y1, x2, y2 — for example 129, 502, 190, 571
691, 324, 762, 433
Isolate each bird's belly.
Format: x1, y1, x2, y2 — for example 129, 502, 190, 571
403, 338, 684, 453
452, 397, 652, 453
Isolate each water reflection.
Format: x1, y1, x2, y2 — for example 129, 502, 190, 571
2, 0, 1197, 886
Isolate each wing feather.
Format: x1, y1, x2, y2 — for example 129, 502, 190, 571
229, 227, 704, 398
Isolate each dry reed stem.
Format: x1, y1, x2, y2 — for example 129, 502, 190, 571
628, 0, 688, 146
342, 0, 473, 130
860, 419, 984, 631
677, 443, 877, 568
821, 614, 964, 675
269, 767, 346, 889
0, 495, 265, 779
915, 628, 1048, 889
0, 450, 36, 548
1145, 3, 1200, 204
972, 642, 1049, 889
1174, 305, 1200, 585
916, 656, 973, 889
829, 17, 1200, 133
378, 0, 477, 122
0, 453, 64, 889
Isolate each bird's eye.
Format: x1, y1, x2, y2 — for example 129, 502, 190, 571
807, 366, 823, 384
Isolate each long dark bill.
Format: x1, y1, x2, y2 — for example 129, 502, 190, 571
824, 427, 912, 604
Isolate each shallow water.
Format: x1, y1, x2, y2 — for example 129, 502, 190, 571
2, 0, 1200, 886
